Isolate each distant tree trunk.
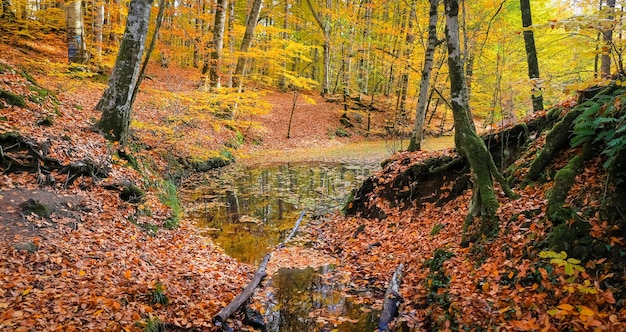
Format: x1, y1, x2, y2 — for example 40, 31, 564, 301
1, 0, 16, 21
65, 0, 89, 63
408, 0, 439, 152
520, 0, 544, 111
205, 0, 228, 89
278, 0, 290, 90
601, 0, 616, 78
96, 0, 153, 144
233, 0, 263, 87
227, 0, 235, 87
94, 1, 105, 62
443, 0, 515, 245
398, 0, 416, 119
305, 0, 331, 96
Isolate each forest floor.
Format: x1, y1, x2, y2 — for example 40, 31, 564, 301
2, 29, 625, 332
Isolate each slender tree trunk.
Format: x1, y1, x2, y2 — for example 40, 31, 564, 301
65, 0, 89, 63
398, 0, 416, 119
443, 0, 515, 245
227, 0, 235, 87
305, 0, 331, 96
520, 0, 544, 111
206, 0, 228, 89
234, 0, 263, 86
96, 0, 153, 144
408, 0, 439, 152
601, 0, 616, 78
94, 1, 105, 61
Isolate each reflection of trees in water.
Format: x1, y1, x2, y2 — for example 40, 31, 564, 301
265, 267, 378, 332
189, 163, 377, 264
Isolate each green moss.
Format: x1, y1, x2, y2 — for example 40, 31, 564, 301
21, 199, 51, 217
0, 89, 26, 107
547, 155, 584, 224
36, 115, 54, 126
548, 220, 599, 260
120, 183, 146, 203
335, 127, 350, 137
159, 180, 182, 229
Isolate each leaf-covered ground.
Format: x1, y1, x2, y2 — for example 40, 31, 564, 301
2, 28, 625, 332
306, 124, 626, 330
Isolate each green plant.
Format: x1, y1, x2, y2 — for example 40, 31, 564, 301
151, 282, 169, 305
159, 180, 182, 229
571, 91, 626, 182
430, 223, 445, 236
140, 315, 163, 332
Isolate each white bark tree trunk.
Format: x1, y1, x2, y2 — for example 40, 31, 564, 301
65, 0, 89, 63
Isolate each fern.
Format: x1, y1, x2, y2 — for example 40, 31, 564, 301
571, 90, 626, 181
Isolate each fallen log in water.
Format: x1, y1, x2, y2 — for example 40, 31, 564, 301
212, 210, 306, 329
378, 263, 404, 332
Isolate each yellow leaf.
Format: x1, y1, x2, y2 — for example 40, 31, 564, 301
22, 288, 31, 296
578, 305, 594, 317
124, 270, 132, 279
557, 303, 574, 311
79, 270, 86, 277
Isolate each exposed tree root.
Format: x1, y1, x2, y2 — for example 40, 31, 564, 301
0, 132, 109, 187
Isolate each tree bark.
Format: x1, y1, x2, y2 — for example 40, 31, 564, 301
408, 0, 439, 152
205, 0, 228, 89
520, 0, 544, 112
398, 0, 416, 119
378, 263, 404, 332
96, 0, 153, 144
601, 0, 616, 78
131, 0, 167, 107
65, 0, 89, 64
233, 0, 263, 87
443, 0, 515, 245
94, 1, 105, 61
305, 0, 331, 96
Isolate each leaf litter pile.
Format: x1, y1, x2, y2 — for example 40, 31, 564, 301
307, 131, 626, 330
0, 59, 253, 330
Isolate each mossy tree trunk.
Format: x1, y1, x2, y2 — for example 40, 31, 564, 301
95, 0, 153, 144
444, 0, 515, 244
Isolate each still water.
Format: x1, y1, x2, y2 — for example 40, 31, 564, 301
184, 162, 378, 264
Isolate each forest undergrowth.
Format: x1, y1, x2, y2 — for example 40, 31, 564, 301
1, 29, 626, 332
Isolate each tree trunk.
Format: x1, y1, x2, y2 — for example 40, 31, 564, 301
398, 0, 416, 120
601, 0, 616, 78
94, 1, 105, 62
65, 0, 89, 64
130, 0, 167, 107
207, 0, 228, 89
408, 0, 439, 152
443, 0, 515, 245
233, 0, 263, 87
305, 0, 331, 96
1, 0, 16, 21
227, 0, 235, 87
520, 0, 544, 112
96, 0, 153, 144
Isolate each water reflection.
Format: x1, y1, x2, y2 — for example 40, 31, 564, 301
185, 162, 378, 264
263, 266, 378, 332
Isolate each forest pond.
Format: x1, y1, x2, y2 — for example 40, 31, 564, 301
183, 161, 381, 330
183, 161, 378, 264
